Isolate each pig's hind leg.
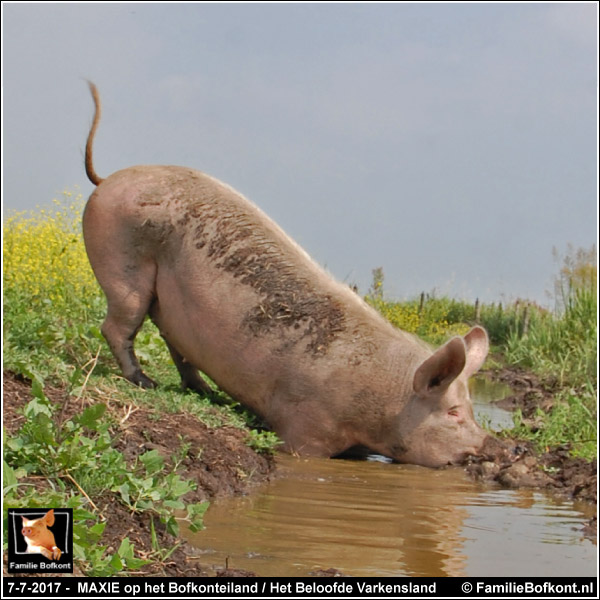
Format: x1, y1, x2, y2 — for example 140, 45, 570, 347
97, 261, 159, 389
163, 339, 214, 396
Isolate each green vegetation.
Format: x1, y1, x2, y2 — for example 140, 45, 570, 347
3, 388, 208, 576
3, 194, 596, 573
502, 247, 597, 459
2, 192, 277, 575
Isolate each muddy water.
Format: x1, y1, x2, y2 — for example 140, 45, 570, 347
470, 376, 514, 431
184, 380, 596, 577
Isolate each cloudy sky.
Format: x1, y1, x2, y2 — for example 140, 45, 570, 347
3, 2, 597, 306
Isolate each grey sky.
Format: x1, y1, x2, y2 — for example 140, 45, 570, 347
3, 2, 597, 306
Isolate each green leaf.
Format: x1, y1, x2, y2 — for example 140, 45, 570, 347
14, 363, 45, 391
165, 474, 194, 498
139, 449, 164, 475
159, 542, 182, 562
76, 403, 107, 430
72, 541, 87, 561
187, 501, 209, 532
188, 501, 210, 518
150, 517, 159, 551
31, 378, 48, 402
5, 436, 25, 452
23, 396, 53, 419
88, 325, 103, 340
164, 516, 179, 537
109, 552, 123, 572
118, 537, 135, 559
118, 537, 149, 570
88, 522, 106, 540
69, 368, 83, 388
117, 483, 131, 505
162, 499, 185, 510
188, 520, 205, 533
30, 413, 56, 445
3, 461, 18, 489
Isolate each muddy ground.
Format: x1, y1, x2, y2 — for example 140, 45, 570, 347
472, 364, 596, 539
3, 366, 597, 577
3, 371, 273, 576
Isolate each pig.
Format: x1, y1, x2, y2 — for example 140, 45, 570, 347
21, 510, 62, 560
82, 82, 496, 467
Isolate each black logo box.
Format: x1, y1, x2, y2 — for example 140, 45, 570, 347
7, 508, 73, 574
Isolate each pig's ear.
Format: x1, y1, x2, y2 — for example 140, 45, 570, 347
413, 337, 466, 397
462, 326, 489, 378
44, 509, 55, 526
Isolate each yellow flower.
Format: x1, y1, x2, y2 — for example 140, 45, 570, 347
3, 188, 100, 310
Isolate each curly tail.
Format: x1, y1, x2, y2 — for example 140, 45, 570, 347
85, 81, 104, 186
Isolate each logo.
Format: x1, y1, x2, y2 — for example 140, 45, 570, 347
7, 508, 73, 574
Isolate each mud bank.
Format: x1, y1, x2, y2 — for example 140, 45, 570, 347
482, 364, 558, 419
2, 371, 275, 576
471, 365, 596, 539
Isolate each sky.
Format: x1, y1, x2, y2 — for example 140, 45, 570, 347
2, 2, 598, 306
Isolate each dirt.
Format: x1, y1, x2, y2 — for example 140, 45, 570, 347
482, 363, 558, 419
466, 437, 597, 504
173, 174, 348, 357
2, 371, 275, 577
466, 364, 596, 540
112, 409, 273, 503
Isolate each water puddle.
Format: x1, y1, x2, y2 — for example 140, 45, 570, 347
470, 376, 514, 431
183, 378, 596, 577
185, 455, 595, 577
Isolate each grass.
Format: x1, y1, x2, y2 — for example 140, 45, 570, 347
502, 284, 597, 459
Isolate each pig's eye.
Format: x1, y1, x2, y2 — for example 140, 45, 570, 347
448, 406, 460, 417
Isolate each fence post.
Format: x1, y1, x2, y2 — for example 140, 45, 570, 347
418, 291, 425, 314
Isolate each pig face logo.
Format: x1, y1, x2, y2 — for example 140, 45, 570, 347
7, 508, 73, 573
21, 509, 62, 560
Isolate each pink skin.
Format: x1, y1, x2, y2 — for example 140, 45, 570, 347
82, 84, 497, 468
21, 510, 61, 561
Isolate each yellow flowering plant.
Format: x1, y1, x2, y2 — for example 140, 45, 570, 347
3, 190, 108, 380
366, 296, 470, 345
3, 189, 99, 310
3, 189, 172, 382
